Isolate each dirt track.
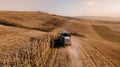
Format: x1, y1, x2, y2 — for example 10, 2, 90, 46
53, 36, 116, 67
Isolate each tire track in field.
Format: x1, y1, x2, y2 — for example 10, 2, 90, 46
45, 36, 116, 67
67, 38, 82, 67
82, 42, 115, 67
71, 36, 115, 67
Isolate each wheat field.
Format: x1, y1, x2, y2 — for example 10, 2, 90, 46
0, 11, 120, 67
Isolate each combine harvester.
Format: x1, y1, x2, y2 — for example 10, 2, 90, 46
58, 31, 71, 46
51, 31, 71, 48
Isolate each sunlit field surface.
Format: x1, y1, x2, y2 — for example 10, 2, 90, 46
0, 11, 120, 67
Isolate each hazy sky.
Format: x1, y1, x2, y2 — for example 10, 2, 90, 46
0, 0, 120, 17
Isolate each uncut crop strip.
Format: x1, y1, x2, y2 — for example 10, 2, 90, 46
0, 35, 28, 46
0, 37, 31, 67
45, 48, 58, 67
53, 47, 71, 67
0, 34, 20, 43
52, 48, 59, 67
0, 33, 58, 67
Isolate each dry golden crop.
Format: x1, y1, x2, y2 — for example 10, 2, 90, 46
0, 11, 120, 67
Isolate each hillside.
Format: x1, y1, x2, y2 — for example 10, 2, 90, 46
76, 16, 120, 22
0, 11, 120, 67
0, 11, 68, 32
